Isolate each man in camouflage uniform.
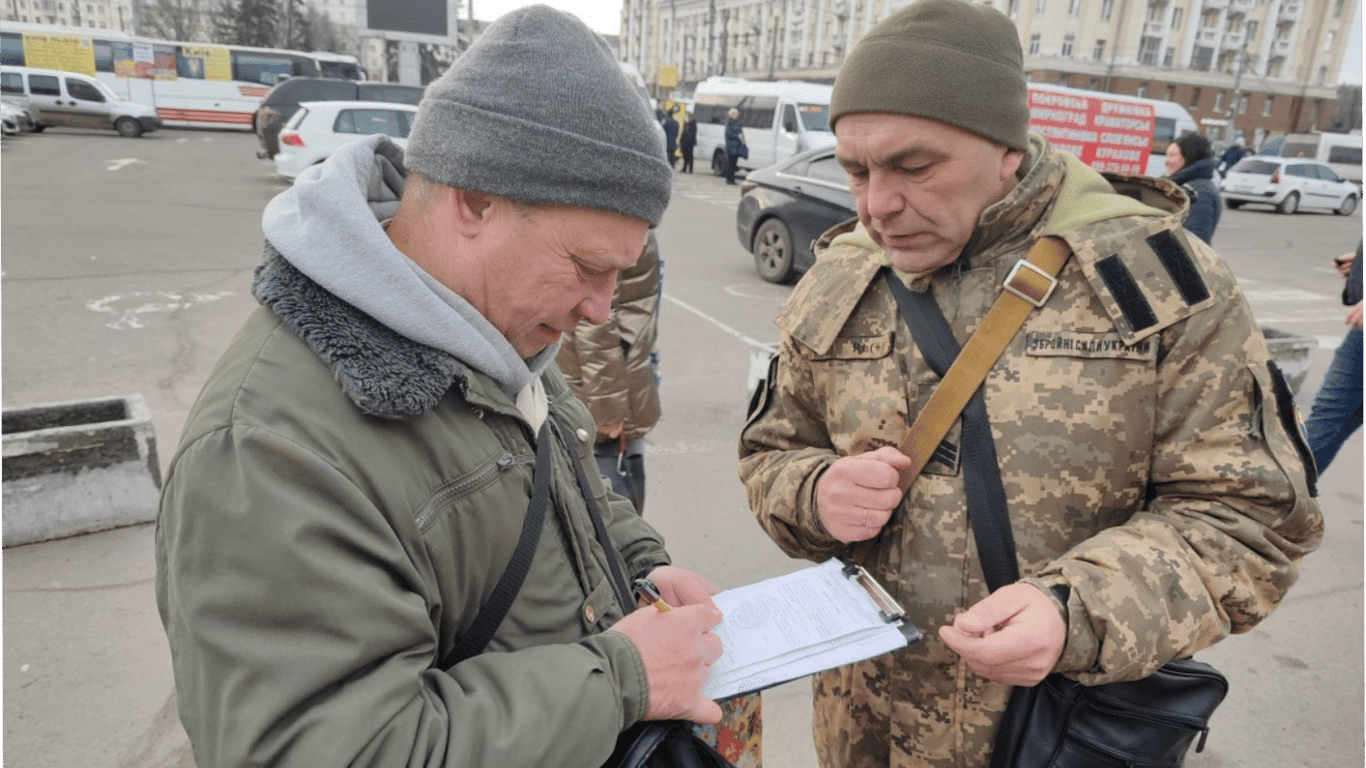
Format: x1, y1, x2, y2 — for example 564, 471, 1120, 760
737, 2, 1323, 767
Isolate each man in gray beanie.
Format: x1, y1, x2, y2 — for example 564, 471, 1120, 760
157, 6, 728, 768
740, 0, 1321, 766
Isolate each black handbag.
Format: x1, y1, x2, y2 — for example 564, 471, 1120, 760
449, 417, 734, 768
887, 266, 1229, 768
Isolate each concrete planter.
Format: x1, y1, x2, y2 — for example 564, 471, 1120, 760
1262, 327, 1319, 395
2, 395, 160, 547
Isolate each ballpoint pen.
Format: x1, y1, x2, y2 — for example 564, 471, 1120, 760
632, 577, 670, 612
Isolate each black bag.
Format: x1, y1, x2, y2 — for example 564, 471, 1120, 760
990, 658, 1228, 768
607, 720, 733, 768
887, 273, 1230, 768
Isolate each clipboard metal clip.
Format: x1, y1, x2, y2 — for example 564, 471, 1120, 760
840, 559, 906, 624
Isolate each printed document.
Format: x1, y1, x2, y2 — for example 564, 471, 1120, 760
703, 559, 921, 700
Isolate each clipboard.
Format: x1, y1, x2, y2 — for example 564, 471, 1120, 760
701, 558, 922, 701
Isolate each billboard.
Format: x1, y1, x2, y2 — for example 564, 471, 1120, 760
1028, 87, 1155, 176
367, 0, 448, 36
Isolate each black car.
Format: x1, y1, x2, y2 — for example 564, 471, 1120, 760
735, 146, 856, 283
254, 78, 425, 159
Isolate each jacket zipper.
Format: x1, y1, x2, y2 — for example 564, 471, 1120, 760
415, 451, 531, 532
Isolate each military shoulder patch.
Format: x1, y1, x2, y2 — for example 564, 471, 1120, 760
1069, 220, 1217, 342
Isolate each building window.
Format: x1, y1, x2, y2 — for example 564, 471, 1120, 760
1093, 39, 1107, 60
1089, 77, 1101, 89
1069, 0, 1080, 16
1191, 46, 1213, 71
1164, 47, 1175, 66
1138, 35, 1161, 65
1061, 34, 1074, 56
1214, 90, 1224, 110
1008, 0, 1019, 16
1334, 0, 1345, 16
1246, 20, 1258, 42
1190, 87, 1202, 107
1172, 7, 1183, 30
1165, 84, 1176, 101
1136, 83, 1148, 98
1029, 34, 1041, 55
1309, 100, 1320, 122
1238, 95, 1248, 115
1101, 0, 1114, 20
1318, 66, 1328, 84
1263, 95, 1274, 116
1036, 0, 1046, 13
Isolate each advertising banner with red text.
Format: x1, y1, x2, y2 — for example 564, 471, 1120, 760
1028, 87, 1155, 176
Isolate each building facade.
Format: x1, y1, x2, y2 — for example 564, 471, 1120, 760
622, 0, 1361, 144
4, 0, 135, 31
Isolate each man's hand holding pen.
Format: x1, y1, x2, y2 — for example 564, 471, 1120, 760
610, 566, 725, 724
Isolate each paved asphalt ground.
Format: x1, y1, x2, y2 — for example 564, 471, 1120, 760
2, 127, 1362, 767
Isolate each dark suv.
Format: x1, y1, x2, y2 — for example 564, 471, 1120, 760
254, 78, 425, 159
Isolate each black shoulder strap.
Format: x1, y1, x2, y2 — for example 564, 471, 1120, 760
446, 421, 554, 667
551, 414, 636, 610
883, 271, 1020, 592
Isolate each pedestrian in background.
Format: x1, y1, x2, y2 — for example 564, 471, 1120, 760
738, 1, 1322, 766
155, 8, 727, 767
1165, 132, 1222, 244
663, 106, 680, 169
724, 107, 746, 185
1219, 135, 1247, 174
557, 231, 664, 514
680, 113, 697, 173
1304, 241, 1363, 473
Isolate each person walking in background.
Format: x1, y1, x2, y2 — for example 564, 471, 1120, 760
1165, 132, 1222, 244
1219, 135, 1247, 174
724, 108, 746, 185
155, 8, 727, 767
662, 106, 680, 169
1305, 241, 1363, 473
679, 113, 697, 173
738, 1, 1322, 766
557, 231, 664, 514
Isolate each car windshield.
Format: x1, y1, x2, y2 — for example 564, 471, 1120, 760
798, 103, 830, 132
1230, 159, 1279, 175
93, 80, 119, 102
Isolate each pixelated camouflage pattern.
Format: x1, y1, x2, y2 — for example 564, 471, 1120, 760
738, 136, 1323, 768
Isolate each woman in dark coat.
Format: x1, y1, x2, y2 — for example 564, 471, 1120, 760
679, 115, 697, 173
1165, 132, 1222, 245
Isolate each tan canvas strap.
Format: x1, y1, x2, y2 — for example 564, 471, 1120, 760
894, 236, 1071, 491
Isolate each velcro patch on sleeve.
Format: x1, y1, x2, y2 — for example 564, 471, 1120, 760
1095, 254, 1159, 333
1146, 230, 1210, 307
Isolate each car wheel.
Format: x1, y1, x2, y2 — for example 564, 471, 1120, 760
753, 218, 797, 284
115, 116, 142, 138
1336, 194, 1357, 216
1276, 191, 1299, 214
1225, 199, 1244, 209
712, 150, 727, 176
30, 123, 45, 132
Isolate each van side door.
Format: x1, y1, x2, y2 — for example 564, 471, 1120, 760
61, 76, 115, 130
24, 72, 69, 128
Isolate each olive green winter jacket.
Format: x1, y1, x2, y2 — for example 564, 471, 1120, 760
156, 248, 671, 768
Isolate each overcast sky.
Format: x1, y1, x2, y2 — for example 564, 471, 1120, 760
469, 0, 1364, 86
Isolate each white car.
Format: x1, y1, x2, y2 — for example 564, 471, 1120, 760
274, 100, 419, 181
1220, 156, 1359, 215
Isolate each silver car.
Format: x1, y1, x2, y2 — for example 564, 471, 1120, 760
1220, 156, 1359, 215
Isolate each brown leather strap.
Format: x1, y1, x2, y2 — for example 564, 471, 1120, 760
895, 236, 1071, 492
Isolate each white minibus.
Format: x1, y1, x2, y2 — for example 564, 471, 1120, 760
691, 77, 834, 175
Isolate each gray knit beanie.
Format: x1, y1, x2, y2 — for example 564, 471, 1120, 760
830, 0, 1029, 151
404, 5, 671, 225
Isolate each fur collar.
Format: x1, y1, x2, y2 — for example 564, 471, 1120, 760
252, 243, 463, 419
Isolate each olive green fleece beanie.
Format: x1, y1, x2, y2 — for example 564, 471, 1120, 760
830, 0, 1029, 151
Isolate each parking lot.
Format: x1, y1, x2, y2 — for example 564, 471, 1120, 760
2, 125, 1362, 767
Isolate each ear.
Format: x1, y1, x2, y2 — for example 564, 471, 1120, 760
449, 187, 498, 238
1001, 148, 1026, 182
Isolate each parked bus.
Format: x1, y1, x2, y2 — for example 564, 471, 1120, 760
691, 77, 834, 175
1027, 82, 1198, 177
1278, 131, 1362, 183
0, 20, 362, 130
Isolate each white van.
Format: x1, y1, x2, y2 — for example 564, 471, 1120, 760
0, 65, 161, 137
691, 77, 834, 175
1279, 132, 1362, 184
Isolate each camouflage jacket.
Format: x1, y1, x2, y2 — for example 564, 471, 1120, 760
557, 231, 663, 442
737, 136, 1323, 768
